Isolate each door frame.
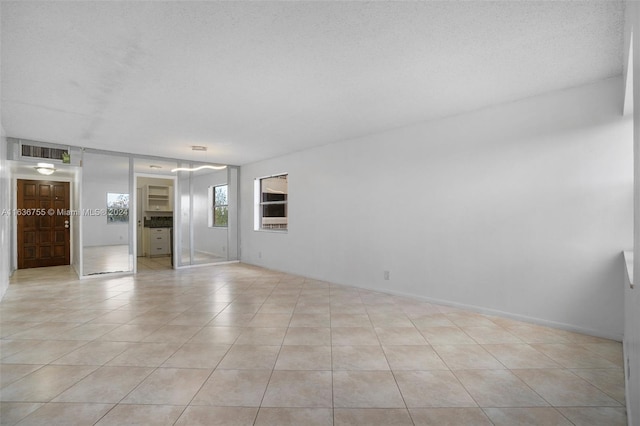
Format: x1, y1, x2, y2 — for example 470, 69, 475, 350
133, 173, 177, 273
12, 174, 76, 272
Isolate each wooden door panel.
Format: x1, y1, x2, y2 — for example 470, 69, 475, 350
54, 214, 65, 227
39, 246, 51, 259
38, 185, 50, 198
24, 247, 36, 260
23, 215, 36, 229
23, 183, 36, 197
24, 232, 36, 244
39, 231, 51, 243
17, 179, 70, 269
38, 215, 51, 229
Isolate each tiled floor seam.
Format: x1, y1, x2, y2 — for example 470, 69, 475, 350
253, 277, 295, 424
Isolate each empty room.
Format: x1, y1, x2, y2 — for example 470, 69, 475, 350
1, 1, 638, 425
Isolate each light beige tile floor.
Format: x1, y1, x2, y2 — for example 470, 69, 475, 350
84, 245, 130, 275
137, 255, 172, 272
0, 263, 627, 425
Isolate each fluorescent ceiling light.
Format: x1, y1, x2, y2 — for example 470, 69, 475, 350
171, 165, 227, 172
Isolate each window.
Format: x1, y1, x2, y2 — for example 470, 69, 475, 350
106, 193, 129, 223
256, 174, 288, 231
211, 185, 228, 227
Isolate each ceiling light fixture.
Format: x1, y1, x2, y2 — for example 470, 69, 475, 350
171, 165, 227, 173
35, 162, 56, 175
173, 144, 226, 173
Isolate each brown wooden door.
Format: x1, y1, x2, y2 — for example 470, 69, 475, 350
17, 180, 70, 269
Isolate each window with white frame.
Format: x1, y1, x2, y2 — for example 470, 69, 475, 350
210, 184, 228, 227
255, 174, 288, 231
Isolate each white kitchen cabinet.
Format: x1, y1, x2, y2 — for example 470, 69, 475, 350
148, 227, 170, 257
145, 185, 173, 212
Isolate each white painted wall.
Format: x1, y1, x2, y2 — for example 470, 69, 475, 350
241, 77, 633, 339
627, 3, 640, 422
227, 167, 239, 261
623, 253, 638, 426
0, 127, 11, 300
71, 167, 82, 276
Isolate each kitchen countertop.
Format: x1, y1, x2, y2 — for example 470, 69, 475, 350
144, 217, 173, 228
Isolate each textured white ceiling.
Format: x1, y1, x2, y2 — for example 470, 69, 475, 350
1, 1, 624, 165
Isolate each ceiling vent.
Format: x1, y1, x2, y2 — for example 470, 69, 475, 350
20, 142, 69, 162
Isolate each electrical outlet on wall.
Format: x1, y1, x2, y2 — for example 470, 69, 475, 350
383, 270, 390, 280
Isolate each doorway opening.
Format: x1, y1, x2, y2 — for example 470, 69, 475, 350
136, 176, 174, 272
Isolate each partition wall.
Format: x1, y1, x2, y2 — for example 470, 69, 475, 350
80, 149, 239, 276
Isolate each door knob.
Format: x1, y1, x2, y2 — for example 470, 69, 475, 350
64, 220, 69, 229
